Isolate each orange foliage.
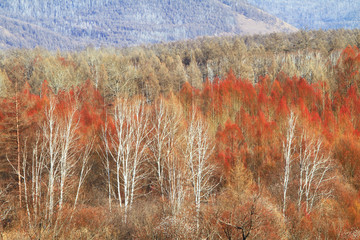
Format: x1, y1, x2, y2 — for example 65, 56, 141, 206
216, 119, 246, 173
40, 79, 52, 99
1, 45, 360, 237
276, 96, 290, 116
336, 45, 360, 96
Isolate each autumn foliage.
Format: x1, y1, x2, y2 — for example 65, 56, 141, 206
0, 44, 360, 239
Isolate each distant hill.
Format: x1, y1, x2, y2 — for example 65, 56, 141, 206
0, 0, 297, 50
246, 0, 360, 30
0, 15, 87, 50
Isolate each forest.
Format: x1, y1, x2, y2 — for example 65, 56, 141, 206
0, 29, 360, 239
246, 0, 360, 30
0, 0, 294, 49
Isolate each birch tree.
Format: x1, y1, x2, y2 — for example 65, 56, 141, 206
149, 97, 185, 214
20, 96, 92, 233
100, 114, 113, 212
149, 98, 170, 198
103, 97, 151, 219
185, 111, 217, 231
282, 111, 297, 216
298, 132, 334, 213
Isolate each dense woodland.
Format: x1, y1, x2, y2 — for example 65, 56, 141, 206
0, 0, 294, 49
247, 0, 360, 30
0, 29, 360, 239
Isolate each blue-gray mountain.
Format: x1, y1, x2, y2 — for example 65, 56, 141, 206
246, 0, 360, 30
0, 0, 296, 50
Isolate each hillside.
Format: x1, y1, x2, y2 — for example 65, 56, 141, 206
0, 0, 297, 49
246, 0, 360, 30
0, 15, 87, 50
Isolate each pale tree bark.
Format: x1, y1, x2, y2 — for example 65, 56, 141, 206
149, 98, 185, 214
149, 98, 170, 198
58, 103, 79, 212
71, 141, 93, 216
149, 99, 182, 196
24, 135, 45, 230
282, 111, 297, 216
101, 115, 113, 212
20, 96, 92, 234
298, 132, 334, 213
167, 150, 186, 216
105, 97, 151, 220
43, 97, 60, 223
129, 99, 151, 207
185, 110, 216, 232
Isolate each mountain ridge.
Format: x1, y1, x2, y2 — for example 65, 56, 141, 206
0, 0, 297, 50
246, 0, 360, 30
0, 14, 87, 50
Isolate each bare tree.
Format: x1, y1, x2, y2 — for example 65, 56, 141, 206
219, 194, 261, 240
43, 56, 73, 94
100, 114, 113, 212
103, 97, 151, 220
149, 98, 169, 198
149, 98, 185, 214
42, 97, 58, 223
282, 111, 297, 216
19, 96, 92, 235
185, 110, 217, 231
104, 56, 139, 99
298, 132, 334, 213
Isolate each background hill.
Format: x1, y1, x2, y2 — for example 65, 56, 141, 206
246, 0, 360, 30
0, 0, 296, 49
0, 15, 86, 49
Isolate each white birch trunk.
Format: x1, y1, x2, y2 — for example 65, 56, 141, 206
282, 111, 297, 216
105, 97, 151, 221
185, 111, 216, 232
298, 132, 334, 213
21, 95, 92, 231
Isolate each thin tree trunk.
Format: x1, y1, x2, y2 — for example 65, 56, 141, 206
15, 79, 22, 208
283, 112, 296, 217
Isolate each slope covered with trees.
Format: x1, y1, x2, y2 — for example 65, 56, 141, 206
247, 0, 360, 30
0, 29, 359, 239
0, 15, 85, 50
0, 0, 296, 49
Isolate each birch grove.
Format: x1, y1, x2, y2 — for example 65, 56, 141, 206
103, 97, 151, 219
102, 100, 218, 226
281, 113, 335, 216
21, 97, 92, 232
149, 98, 185, 214
298, 132, 334, 213
185, 111, 217, 231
